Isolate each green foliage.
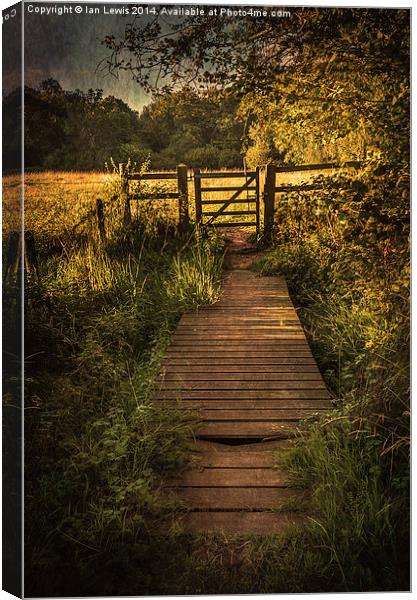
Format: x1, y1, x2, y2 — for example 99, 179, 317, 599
253, 161, 409, 592
137, 88, 243, 169
270, 417, 409, 592
3, 79, 145, 171
23, 200, 225, 595
102, 9, 409, 170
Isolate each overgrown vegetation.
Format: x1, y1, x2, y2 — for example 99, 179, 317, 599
14, 184, 225, 595
253, 160, 409, 591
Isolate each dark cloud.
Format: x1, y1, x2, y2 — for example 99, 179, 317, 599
21, 2, 151, 111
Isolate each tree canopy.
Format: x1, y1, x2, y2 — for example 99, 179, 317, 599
3, 79, 244, 171
103, 8, 409, 167
136, 88, 243, 168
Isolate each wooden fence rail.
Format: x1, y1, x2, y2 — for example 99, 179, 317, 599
263, 161, 362, 238
121, 163, 189, 232
2, 160, 362, 285
119, 160, 362, 239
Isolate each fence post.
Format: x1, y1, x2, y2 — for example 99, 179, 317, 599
177, 164, 189, 232
96, 199, 106, 241
263, 163, 276, 242
194, 168, 202, 223
24, 230, 39, 278
119, 163, 131, 225
255, 166, 261, 236
5, 231, 21, 283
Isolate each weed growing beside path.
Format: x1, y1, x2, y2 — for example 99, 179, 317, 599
253, 164, 410, 591
16, 193, 225, 595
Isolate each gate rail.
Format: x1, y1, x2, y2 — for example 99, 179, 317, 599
194, 168, 260, 233
119, 160, 362, 238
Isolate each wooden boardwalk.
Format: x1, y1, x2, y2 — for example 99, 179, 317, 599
155, 269, 331, 534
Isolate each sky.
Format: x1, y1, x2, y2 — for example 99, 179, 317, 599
5, 2, 155, 112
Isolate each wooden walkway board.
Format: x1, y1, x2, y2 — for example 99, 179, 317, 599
155, 269, 331, 535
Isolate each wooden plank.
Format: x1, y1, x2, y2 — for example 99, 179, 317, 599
212, 297, 292, 302
195, 312, 299, 316
176, 325, 304, 331
210, 304, 294, 308
154, 390, 330, 399
194, 167, 202, 222
171, 336, 309, 342
176, 512, 305, 535
196, 171, 257, 179
166, 352, 314, 356
177, 163, 189, 231
187, 316, 300, 321
161, 375, 324, 384
255, 166, 261, 235
168, 468, 288, 487
178, 322, 303, 328
218, 293, 294, 298
172, 333, 306, 340
169, 342, 312, 348
193, 450, 276, 468
160, 399, 331, 409
174, 487, 304, 509
163, 358, 317, 365
171, 327, 308, 338
157, 381, 327, 391
180, 315, 300, 321
219, 291, 292, 295
203, 301, 297, 316
201, 186, 256, 192
197, 422, 298, 438
161, 368, 321, 377
203, 211, 257, 217
264, 164, 276, 239
221, 284, 286, 288
194, 409, 327, 421
161, 365, 320, 372
175, 319, 300, 327
201, 199, 256, 205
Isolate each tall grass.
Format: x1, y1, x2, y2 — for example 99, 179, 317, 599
20, 177, 225, 596
253, 165, 410, 591
4, 165, 409, 594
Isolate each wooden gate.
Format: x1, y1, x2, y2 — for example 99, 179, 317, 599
194, 168, 260, 233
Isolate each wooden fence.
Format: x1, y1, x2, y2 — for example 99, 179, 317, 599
3, 160, 363, 284
120, 163, 189, 232
263, 161, 362, 239
120, 160, 361, 237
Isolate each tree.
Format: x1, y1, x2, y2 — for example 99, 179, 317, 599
2, 80, 146, 171
136, 88, 243, 168
103, 9, 409, 167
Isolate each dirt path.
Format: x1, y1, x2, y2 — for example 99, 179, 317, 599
222, 228, 265, 270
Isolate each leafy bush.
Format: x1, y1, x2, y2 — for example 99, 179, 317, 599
254, 158, 409, 591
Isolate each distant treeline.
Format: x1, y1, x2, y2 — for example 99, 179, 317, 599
2, 79, 244, 171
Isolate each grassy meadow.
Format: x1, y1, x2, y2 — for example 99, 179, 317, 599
2, 164, 410, 594
3, 170, 228, 595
